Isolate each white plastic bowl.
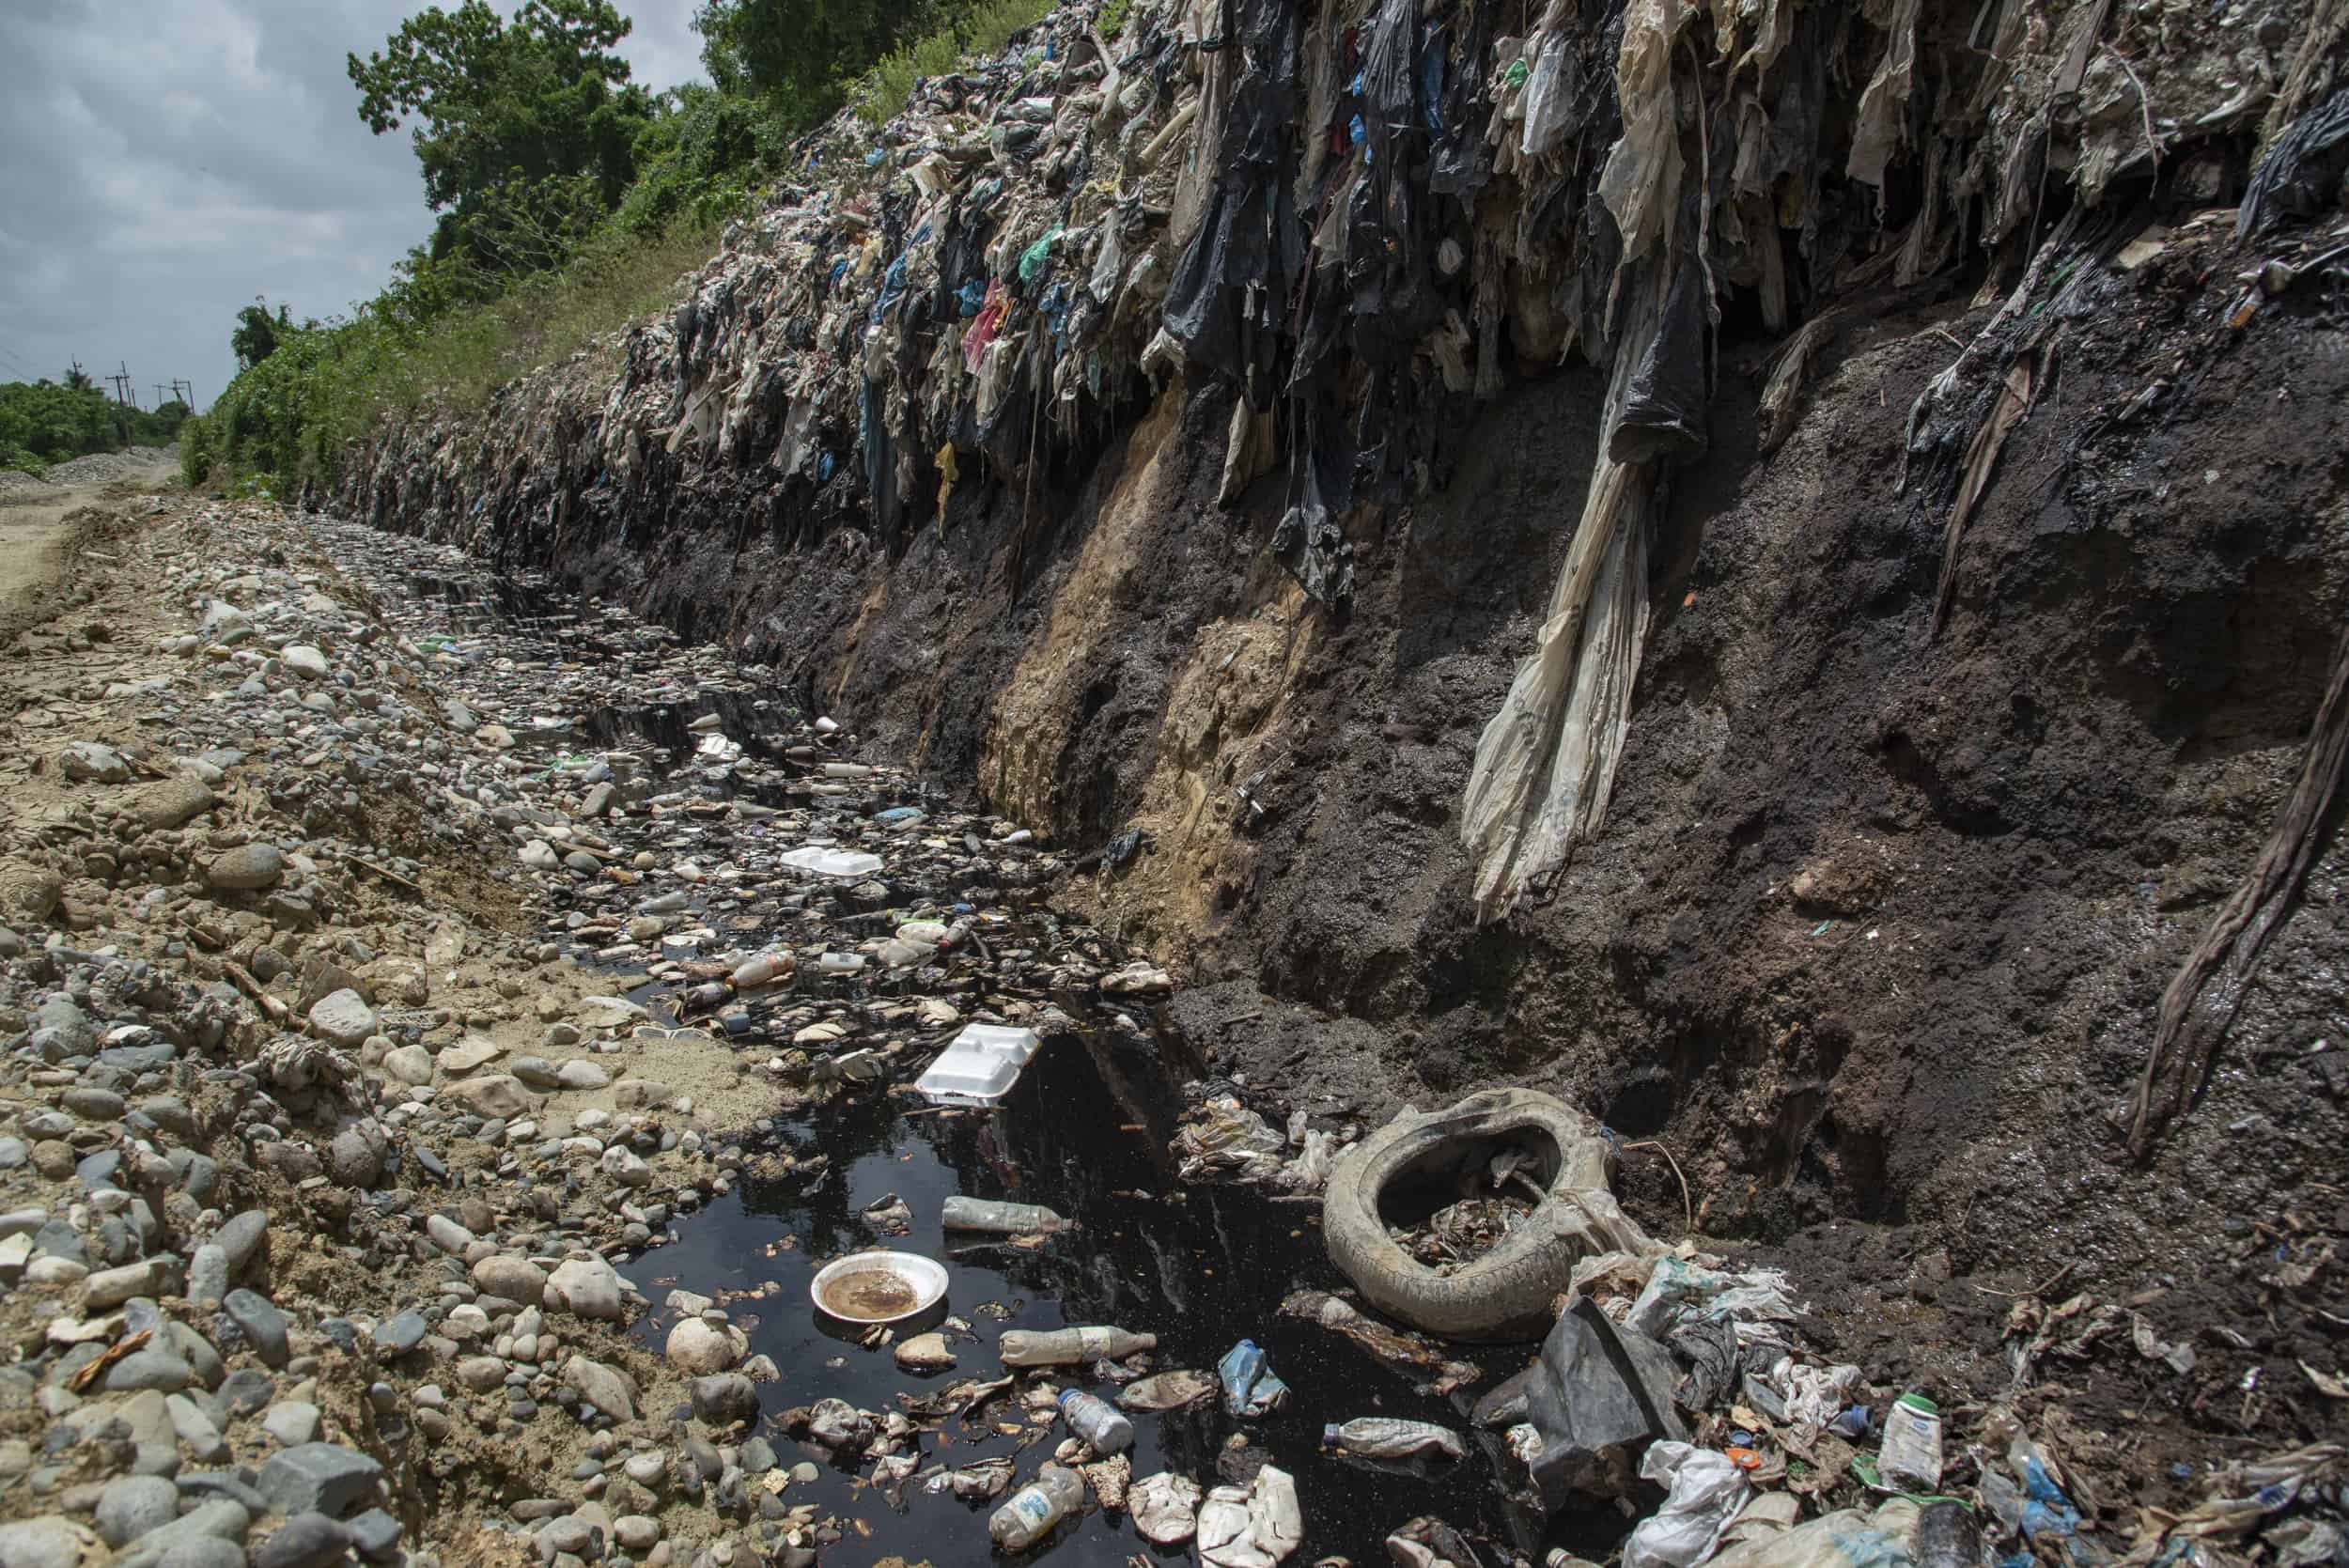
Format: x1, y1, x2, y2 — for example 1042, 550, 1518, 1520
808, 1250, 948, 1325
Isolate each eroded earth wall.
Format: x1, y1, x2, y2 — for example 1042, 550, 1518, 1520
338, 0, 2349, 1298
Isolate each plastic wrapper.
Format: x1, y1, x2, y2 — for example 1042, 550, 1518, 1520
1626, 1443, 1752, 1568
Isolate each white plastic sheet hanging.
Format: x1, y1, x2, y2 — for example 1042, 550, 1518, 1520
1460, 266, 1666, 918
1847, 0, 1922, 191
1598, 0, 1692, 298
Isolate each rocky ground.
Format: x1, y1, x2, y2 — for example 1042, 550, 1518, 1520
0, 484, 1139, 1568
3, 478, 2340, 1568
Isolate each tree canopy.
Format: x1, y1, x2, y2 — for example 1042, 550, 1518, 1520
694, 0, 915, 108
348, 0, 656, 274
233, 301, 292, 370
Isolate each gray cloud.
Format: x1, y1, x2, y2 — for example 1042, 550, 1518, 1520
0, 0, 705, 409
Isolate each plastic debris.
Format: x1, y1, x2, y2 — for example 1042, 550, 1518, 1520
1219, 1339, 1290, 1419
1280, 1290, 1482, 1395
912, 1023, 1043, 1106
1624, 1442, 1752, 1568
1522, 1295, 1686, 1500
1323, 1417, 1467, 1461
1131, 1471, 1205, 1545
1197, 1465, 1302, 1568
1118, 1370, 1217, 1411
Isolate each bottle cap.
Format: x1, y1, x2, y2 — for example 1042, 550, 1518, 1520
1895, 1392, 1939, 1416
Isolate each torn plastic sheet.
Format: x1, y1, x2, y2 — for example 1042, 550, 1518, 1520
1197, 1465, 1302, 1568
1163, 0, 1305, 403
1523, 1294, 1686, 1501
1626, 1255, 1799, 1340
1598, 0, 1693, 289
1846, 0, 1921, 191
1388, 1516, 1487, 1568
2238, 84, 2349, 241
1271, 471, 1356, 610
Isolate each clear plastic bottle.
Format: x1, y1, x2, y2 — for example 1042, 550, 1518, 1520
729, 952, 794, 988
1057, 1389, 1134, 1453
816, 952, 865, 975
942, 1196, 1070, 1234
988, 1463, 1087, 1550
999, 1326, 1156, 1366
1320, 1417, 1466, 1460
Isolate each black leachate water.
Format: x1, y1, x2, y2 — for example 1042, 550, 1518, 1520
621, 1033, 1559, 1566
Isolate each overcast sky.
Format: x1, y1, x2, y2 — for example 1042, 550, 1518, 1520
0, 0, 704, 411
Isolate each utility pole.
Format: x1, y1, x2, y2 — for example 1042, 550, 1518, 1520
108, 362, 133, 406
153, 384, 166, 409
172, 378, 194, 409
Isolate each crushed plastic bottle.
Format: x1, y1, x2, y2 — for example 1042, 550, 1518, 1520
1220, 1339, 1290, 1418
941, 1195, 1069, 1234
1320, 1417, 1467, 1460
1057, 1389, 1135, 1452
988, 1463, 1086, 1550
999, 1326, 1156, 1366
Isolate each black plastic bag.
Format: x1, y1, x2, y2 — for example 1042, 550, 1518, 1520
1522, 1295, 1686, 1501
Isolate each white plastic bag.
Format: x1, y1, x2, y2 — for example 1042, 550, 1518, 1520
1625, 1442, 1752, 1568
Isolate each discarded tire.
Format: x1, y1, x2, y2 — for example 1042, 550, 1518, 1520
1321, 1088, 1651, 1341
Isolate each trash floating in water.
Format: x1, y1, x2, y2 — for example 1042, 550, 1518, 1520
913, 1022, 1043, 1106
1220, 1338, 1290, 1418
807, 1250, 947, 1325
779, 845, 885, 879
940, 1194, 1069, 1234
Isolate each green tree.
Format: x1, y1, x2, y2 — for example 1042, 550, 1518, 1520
694, 0, 912, 108
348, 0, 656, 273
233, 300, 291, 369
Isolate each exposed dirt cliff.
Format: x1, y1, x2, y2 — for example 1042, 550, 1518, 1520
337, 0, 2349, 1460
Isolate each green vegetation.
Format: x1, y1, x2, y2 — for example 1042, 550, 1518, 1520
1, 370, 188, 477
348, 0, 657, 274
192, 0, 1057, 493
853, 0, 1050, 125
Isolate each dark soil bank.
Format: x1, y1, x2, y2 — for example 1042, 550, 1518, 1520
337, 239, 2349, 1478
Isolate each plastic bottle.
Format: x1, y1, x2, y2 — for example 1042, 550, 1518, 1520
1913, 1499, 1982, 1568
1057, 1389, 1134, 1453
817, 952, 865, 975
999, 1326, 1156, 1366
988, 1464, 1086, 1550
941, 1196, 1070, 1234
729, 952, 793, 988
1878, 1393, 1944, 1490
1320, 1417, 1466, 1460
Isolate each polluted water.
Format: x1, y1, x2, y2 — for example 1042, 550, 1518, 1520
305, 519, 1559, 1563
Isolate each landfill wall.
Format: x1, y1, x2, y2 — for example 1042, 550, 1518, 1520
339, 0, 2349, 1250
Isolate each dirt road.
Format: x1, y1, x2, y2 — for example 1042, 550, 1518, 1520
0, 450, 177, 634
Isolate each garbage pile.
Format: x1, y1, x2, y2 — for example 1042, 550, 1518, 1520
340, 0, 2341, 925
